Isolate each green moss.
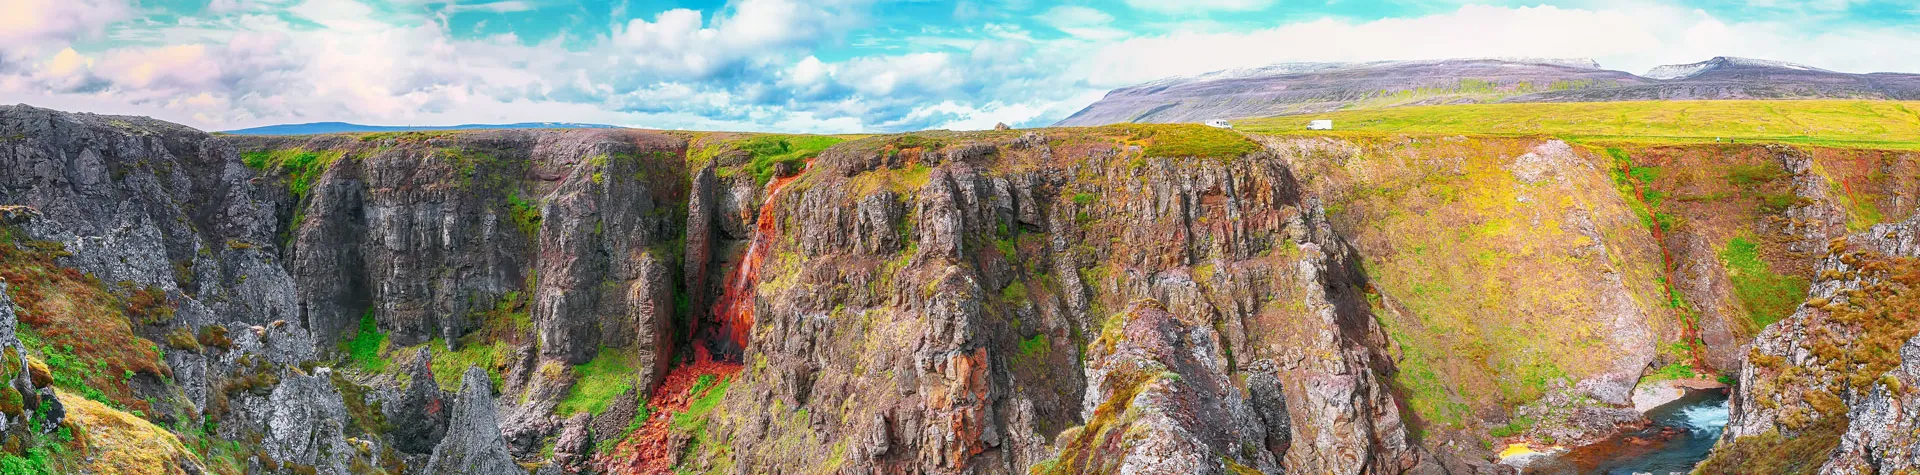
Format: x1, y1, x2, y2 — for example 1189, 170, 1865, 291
556, 348, 636, 416
241, 149, 346, 202
670, 375, 730, 434
1104, 123, 1260, 159
1001, 280, 1028, 303
1488, 414, 1535, 438
1016, 334, 1048, 365
710, 135, 843, 184
427, 338, 507, 392
1646, 362, 1695, 382
1696, 419, 1844, 475
1727, 163, 1787, 187
0, 447, 54, 475
339, 310, 389, 373
1720, 236, 1809, 330
506, 191, 542, 236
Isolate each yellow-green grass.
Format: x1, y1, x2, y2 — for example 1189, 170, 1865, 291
1237, 100, 1920, 151
555, 347, 641, 416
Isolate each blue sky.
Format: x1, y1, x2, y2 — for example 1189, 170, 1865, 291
3, 0, 1918, 132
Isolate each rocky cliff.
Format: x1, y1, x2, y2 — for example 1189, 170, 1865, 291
1701, 214, 1920, 474
2, 104, 1918, 474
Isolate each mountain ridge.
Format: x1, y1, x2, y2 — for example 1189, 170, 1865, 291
1058, 56, 1920, 126
221, 121, 620, 135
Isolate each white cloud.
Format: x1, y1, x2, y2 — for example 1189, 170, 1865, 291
0, 0, 133, 57
6, 0, 1920, 134
1123, 0, 1274, 14
1036, 6, 1128, 40
447, 1, 537, 13
1041, 6, 1113, 27
1075, 3, 1920, 87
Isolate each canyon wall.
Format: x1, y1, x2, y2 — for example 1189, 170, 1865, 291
2, 104, 1917, 473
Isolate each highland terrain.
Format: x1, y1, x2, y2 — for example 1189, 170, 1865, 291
0, 57, 1918, 475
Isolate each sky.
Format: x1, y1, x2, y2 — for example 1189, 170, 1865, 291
2, 0, 1919, 133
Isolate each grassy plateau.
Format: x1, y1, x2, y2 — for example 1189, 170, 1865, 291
1236, 100, 1920, 150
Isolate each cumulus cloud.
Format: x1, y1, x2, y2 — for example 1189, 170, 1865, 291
1078, 3, 1920, 87
1123, 0, 1274, 14
0, 0, 133, 47
2, 0, 1920, 133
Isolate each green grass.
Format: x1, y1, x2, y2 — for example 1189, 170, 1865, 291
670, 375, 730, 433
1647, 362, 1697, 381
555, 348, 637, 416
1488, 414, 1536, 438
1100, 123, 1261, 159
1016, 334, 1049, 363
241, 149, 347, 200
339, 310, 389, 373
1237, 100, 1920, 150
425, 338, 507, 392
1000, 280, 1028, 303
0, 448, 55, 475
707, 135, 843, 184
506, 190, 541, 236
1719, 236, 1810, 330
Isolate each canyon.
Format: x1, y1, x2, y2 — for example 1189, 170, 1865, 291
1, 102, 1919, 474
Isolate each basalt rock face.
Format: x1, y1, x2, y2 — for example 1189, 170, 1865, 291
0, 106, 297, 329
229, 129, 689, 360
1704, 214, 1920, 473
389, 348, 452, 455
12, 103, 1920, 474
688, 130, 1445, 475
427, 367, 521, 475
1044, 301, 1288, 474
1824, 335, 1920, 474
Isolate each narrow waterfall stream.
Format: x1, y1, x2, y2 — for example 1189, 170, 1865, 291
705, 162, 810, 361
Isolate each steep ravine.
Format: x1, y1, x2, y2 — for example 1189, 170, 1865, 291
3, 104, 1919, 474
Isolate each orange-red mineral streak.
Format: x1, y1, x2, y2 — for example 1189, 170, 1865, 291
599, 346, 740, 475
599, 163, 809, 474
706, 162, 809, 360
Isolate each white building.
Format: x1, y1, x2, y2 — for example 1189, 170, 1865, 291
1308, 120, 1333, 130
1204, 119, 1233, 129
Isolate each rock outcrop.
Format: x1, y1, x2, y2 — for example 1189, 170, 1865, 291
426, 367, 521, 475
1704, 214, 1920, 472
388, 348, 453, 454
1040, 300, 1287, 474
1822, 335, 1920, 474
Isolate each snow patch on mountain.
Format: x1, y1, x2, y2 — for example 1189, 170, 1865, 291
1138, 58, 1602, 89
1645, 56, 1829, 80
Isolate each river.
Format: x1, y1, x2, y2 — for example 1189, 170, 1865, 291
1518, 389, 1731, 475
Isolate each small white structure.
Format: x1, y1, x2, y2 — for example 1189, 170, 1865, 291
1307, 120, 1334, 131
1204, 119, 1233, 129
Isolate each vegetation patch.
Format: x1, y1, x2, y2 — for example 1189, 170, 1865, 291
1239, 100, 1920, 150
1101, 123, 1260, 159
241, 149, 347, 201
669, 374, 730, 434
1719, 236, 1809, 330
424, 338, 509, 392
0, 229, 167, 410
556, 348, 637, 416
506, 191, 542, 236
699, 135, 843, 184
1696, 420, 1844, 475
338, 310, 390, 373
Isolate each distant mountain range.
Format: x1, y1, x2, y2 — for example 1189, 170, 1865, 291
1056, 57, 1920, 127
222, 121, 620, 135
